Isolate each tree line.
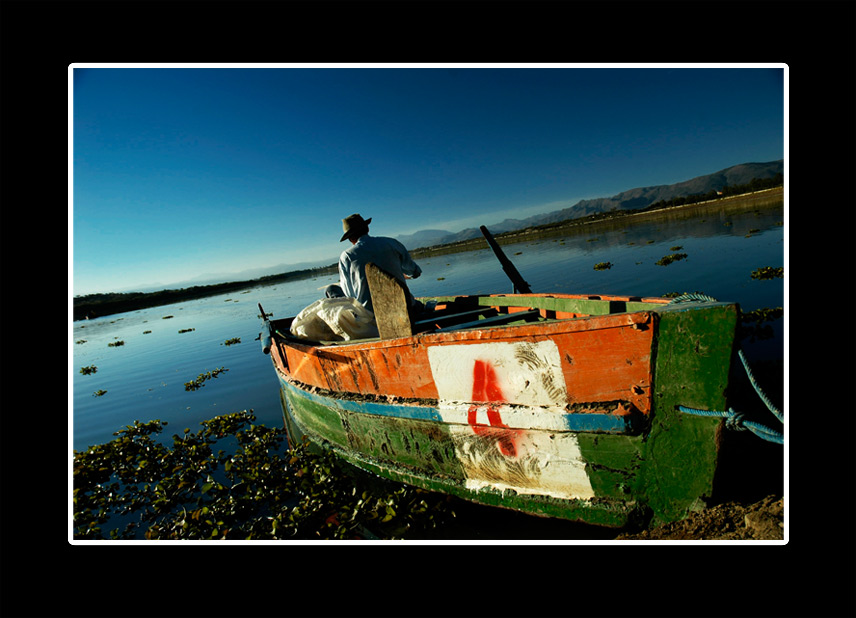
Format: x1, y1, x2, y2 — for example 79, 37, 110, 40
642, 173, 783, 212
73, 264, 337, 321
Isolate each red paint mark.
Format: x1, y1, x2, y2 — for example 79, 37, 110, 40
467, 360, 520, 457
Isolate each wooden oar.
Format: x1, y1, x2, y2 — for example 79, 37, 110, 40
258, 303, 272, 354
480, 225, 532, 293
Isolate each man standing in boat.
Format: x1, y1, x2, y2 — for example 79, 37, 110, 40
326, 213, 424, 315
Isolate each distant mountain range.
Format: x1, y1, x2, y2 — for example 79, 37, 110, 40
394, 159, 784, 250
125, 159, 782, 293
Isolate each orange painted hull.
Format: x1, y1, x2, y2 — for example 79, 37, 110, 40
271, 294, 666, 420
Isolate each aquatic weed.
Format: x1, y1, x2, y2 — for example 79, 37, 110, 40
655, 253, 688, 266
751, 266, 783, 280
185, 367, 229, 391
72, 411, 455, 540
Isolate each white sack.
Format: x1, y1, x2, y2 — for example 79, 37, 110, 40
290, 298, 378, 341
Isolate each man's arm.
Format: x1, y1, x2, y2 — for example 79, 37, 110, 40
394, 239, 421, 279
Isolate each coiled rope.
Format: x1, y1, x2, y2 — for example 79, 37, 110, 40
668, 293, 784, 444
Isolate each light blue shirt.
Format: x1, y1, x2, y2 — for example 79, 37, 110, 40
338, 235, 422, 312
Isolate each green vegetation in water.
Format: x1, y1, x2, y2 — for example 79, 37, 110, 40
751, 266, 784, 280
162, 315, 174, 319
655, 253, 688, 266
93, 389, 107, 397
108, 340, 125, 347
143, 330, 152, 335
72, 411, 455, 540
593, 262, 613, 271
738, 306, 784, 342
223, 338, 241, 346
178, 328, 196, 334
184, 367, 229, 391
80, 365, 97, 375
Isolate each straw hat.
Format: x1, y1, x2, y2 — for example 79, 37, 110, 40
340, 213, 372, 242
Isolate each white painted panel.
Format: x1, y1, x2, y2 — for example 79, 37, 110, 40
426, 340, 568, 407
448, 424, 595, 500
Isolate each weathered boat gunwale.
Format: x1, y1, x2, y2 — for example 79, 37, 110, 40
268, 291, 670, 350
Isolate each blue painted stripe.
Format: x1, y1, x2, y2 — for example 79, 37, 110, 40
280, 377, 641, 434
281, 378, 442, 421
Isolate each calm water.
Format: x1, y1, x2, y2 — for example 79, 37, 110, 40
71, 203, 785, 537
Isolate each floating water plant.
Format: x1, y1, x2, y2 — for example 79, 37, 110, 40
741, 307, 784, 323
223, 338, 241, 346
185, 367, 229, 391
72, 411, 455, 540
108, 340, 125, 347
751, 266, 783, 280
80, 365, 97, 375
593, 262, 613, 270
178, 328, 196, 334
738, 306, 784, 342
93, 389, 107, 397
655, 253, 688, 266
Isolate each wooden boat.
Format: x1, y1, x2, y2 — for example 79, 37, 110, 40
259, 230, 740, 528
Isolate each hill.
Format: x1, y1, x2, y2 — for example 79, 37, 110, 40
395, 160, 783, 249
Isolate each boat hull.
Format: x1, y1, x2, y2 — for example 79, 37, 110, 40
267, 294, 738, 528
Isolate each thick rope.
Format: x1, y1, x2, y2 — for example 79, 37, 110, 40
677, 405, 784, 444
667, 292, 719, 304
737, 348, 783, 423
668, 293, 784, 444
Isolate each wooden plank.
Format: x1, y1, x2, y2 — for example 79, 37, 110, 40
435, 308, 541, 332
365, 262, 413, 340
413, 307, 498, 330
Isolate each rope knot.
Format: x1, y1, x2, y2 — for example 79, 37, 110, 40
724, 408, 746, 431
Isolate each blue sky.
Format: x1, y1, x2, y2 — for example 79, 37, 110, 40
70, 64, 785, 295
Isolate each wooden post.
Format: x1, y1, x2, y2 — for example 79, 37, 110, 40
365, 262, 413, 339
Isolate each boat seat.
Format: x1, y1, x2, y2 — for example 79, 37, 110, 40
365, 262, 414, 339
434, 308, 542, 332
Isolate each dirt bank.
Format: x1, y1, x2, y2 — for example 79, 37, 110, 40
615, 494, 784, 541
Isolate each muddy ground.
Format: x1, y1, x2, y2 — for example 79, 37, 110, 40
615, 494, 784, 540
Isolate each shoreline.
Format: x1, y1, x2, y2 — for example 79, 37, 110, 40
73, 186, 783, 320
411, 186, 784, 258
